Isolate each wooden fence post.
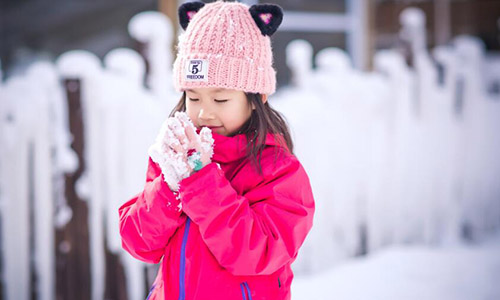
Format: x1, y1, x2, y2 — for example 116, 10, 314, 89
55, 78, 91, 300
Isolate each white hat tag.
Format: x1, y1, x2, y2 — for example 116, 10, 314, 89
185, 59, 208, 82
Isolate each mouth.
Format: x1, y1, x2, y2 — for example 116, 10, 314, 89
202, 125, 222, 130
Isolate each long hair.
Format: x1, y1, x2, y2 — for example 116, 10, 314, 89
170, 92, 294, 174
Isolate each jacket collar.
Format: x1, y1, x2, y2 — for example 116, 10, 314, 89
207, 131, 287, 164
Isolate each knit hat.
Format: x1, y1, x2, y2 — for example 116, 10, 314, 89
173, 0, 283, 95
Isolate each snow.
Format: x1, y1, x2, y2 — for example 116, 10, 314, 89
1, 76, 38, 300
1, 7, 500, 300
148, 112, 214, 192
57, 50, 102, 78
399, 8, 427, 54
286, 39, 314, 88
274, 30, 500, 276
128, 11, 173, 98
292, 238, 500, 300
103, 48, 145, 87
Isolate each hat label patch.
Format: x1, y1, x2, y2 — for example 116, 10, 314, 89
186, 59, 208, 82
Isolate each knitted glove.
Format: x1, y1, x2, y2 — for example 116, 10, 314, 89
148, 112, 214, 191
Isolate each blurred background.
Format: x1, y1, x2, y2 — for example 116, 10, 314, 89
1, 0, 500, 299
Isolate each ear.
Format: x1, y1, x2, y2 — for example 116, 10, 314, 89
261, 94, 268, 104
252, 94, 268, 110
249, 4, 283, 36
178, 1, 205, 30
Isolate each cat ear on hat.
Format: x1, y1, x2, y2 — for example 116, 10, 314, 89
178, 1, 205, 30
249, 4, 283, 36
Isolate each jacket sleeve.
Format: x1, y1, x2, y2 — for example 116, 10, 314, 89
119, 157, 186, 264
177, 153, 315, 276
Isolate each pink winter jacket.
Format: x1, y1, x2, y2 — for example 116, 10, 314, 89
119, 131, 315, 300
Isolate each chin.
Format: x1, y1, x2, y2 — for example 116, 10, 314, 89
214, 130, 227, 136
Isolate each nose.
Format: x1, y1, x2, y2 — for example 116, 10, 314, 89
198, 107, 215, 121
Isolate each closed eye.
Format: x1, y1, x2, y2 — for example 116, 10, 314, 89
188, 98, 199, 101
215, 99, 228, 103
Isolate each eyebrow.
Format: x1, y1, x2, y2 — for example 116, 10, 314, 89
186, 88, 226, 93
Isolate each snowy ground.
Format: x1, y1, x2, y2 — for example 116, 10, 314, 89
292, 235, 500, 300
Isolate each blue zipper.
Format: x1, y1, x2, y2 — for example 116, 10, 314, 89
178, 218, 191, 300
240, 283, 247, 300
243, 282, 253, 300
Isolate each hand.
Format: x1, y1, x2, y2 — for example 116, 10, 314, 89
175, 112, 214, 172
148, 112, 214, 191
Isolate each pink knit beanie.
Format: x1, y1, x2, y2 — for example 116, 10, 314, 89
173, 0, 283, 95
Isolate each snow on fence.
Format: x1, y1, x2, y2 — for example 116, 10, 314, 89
280, 9, 500, 274
0, 7, 499, 300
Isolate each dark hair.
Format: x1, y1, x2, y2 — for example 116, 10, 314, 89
170, 92, 294, 175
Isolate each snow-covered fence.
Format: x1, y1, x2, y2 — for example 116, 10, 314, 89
0, 11, 178, 300
53, 46, 177, 300
1, 6, 500, 300
278, 7, 500, 274
129, 11, 174, 99
0, 61, 77, 300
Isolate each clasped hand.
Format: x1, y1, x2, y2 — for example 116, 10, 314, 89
148, 112, 214, 191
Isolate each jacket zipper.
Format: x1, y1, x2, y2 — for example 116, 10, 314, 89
241, 282, 252, 300
240, 283, 247, 300
178, 218, 191, 300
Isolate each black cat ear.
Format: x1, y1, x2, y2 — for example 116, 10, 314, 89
178, 1, 205, 30
249, 4, 283, 36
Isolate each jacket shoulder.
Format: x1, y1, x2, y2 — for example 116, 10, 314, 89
240, 145, 314, 209
238, 145, 307, 193
259, 145, 302, 178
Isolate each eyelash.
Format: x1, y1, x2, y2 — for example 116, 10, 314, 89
188, 98, 228, 103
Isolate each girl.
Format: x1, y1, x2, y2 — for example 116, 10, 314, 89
119, 1, 315, 299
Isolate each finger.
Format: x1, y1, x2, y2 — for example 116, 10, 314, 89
151, 145, 182, 191
165, 144, 185, 166
167, 139, 193, 176
199, 127, 214, 147
169, 151, 192, 179
170, 145, 193, 177
183, 154, 195, 175
176, 112, 200, 149
198, 127, 214, 164
167, 117, 189, 151
164, 126, 184, 154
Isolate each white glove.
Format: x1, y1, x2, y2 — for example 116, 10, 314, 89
148, 112, 214, 192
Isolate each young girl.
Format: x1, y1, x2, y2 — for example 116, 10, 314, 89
119, 1, 315, 299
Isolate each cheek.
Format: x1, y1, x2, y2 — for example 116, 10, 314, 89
241, 104, 253, 120
232, 106, 252, 125
226, 104, 247, 121
185, 104, 197, 121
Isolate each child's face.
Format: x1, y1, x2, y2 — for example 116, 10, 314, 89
185, 87, 254, 136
